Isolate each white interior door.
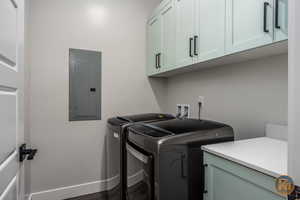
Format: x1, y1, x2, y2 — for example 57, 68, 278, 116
0, 0, 25, 200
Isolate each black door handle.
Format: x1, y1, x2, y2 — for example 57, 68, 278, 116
194, 35, 198, 56
264, 2, 270, 33
157, 53, 161, 68
155, 54, 158, 69
19, 144, 38, 162
90, 88, 96, 92
189, 37, 194, 57
275, 0, 280, 29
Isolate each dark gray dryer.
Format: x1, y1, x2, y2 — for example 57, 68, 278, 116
125, 118, 234, 200
106, 113, 175, 199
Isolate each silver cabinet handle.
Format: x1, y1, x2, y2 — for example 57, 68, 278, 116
126, 144, 148, 164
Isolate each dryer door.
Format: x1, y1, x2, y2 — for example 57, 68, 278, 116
126, 143, 154, 200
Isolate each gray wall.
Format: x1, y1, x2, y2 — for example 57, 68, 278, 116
26, 0, 288, 194
26, 0, 162, 193
165, 54, 288, 139
288, 0, 300, 185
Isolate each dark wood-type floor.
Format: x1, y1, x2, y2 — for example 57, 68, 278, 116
65, 182, 148, 200
65, 192, 106, 200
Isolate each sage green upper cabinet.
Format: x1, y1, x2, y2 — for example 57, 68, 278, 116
160, 0, 176, 71
274, 0, 288, 41
194, 0, 226, 62
225, 0, 274, 54
146, 0, 288, 77
175, 0, 195, 67
147, 15, 162, 75
147, 0, 175, 76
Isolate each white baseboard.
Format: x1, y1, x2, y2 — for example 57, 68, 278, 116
106, 175, 120, 191
26, 194, 32, 200
127, 170, 144, 187
30, 176, 118, 200
29, 170, 144, 200
30, 180, 106, 200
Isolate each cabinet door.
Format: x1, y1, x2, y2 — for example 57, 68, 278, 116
147, 16, 162, 75
194, 0, 226, 62
204, 153, 286, 200
226, 0, 274, 54
274, 0, 288, 41
160, 0, 176, 71
175, 0, 195, 67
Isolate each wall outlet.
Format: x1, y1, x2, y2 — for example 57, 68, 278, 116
176, 104, 190, 118
176, 104, 182, 118
182, 104, 190, 119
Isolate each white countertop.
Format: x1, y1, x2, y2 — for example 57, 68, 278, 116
202, 137, 287, 178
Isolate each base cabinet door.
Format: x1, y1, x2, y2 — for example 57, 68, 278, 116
147, 16, 162, 76
175, 0, 195, 68
225, 0, 274, 54
160, 0, 176, 71
274, 0, 288, 42
194, 0, 226, 62
203, 153, 286, 200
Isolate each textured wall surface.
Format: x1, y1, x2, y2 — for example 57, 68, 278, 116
166, 54, 288, 139
26, 0, 289, 194
27, 0, 162, 193
288, 0, 300, 185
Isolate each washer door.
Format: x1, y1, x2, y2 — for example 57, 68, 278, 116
126, 143, 154, 200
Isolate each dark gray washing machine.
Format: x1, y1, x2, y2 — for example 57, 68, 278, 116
125, 118, 234, 200
106, 113, 175, 199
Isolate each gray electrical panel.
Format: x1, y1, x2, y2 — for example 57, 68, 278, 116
69, 49, 101, 121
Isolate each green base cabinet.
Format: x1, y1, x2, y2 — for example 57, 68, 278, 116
203, 152, 286, 200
